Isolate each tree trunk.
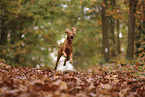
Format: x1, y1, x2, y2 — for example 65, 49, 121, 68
101, 0, 110, 61
109, 17, 116, 57
142, 0, 145, 34
116, 19, 121, 54
0, 10, 7, 45
110, 0, 116, 57
126, 0, 138, 60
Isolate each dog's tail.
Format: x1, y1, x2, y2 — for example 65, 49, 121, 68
51, 45, 61, 47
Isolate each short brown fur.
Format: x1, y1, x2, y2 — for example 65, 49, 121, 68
54, 27, 76, 70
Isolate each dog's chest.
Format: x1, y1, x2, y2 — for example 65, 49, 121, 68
66, 45, 71, 50
65, 44, 72, 53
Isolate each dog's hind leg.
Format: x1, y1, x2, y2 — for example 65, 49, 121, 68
54, 52, 62, 70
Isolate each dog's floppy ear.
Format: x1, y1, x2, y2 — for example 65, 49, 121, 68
72, 27, 76, 34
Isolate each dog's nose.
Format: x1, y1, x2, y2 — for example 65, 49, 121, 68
70, 36, 74, 39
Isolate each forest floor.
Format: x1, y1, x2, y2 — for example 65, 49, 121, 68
0, 60, 144, 97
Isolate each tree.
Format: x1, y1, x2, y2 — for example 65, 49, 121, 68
101, 0, 110, 61
109, 0, 116, 57
116, 19, 121, 54
0, 1, 8, 45
126, 0, 138, 60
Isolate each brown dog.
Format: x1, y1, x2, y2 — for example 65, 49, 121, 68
54, 27, 76, 70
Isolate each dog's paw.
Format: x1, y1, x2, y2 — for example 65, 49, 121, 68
70, 59, 73, 63
54, 67, 57, 70
63, 63, 66, 66
64, 54, 67, 57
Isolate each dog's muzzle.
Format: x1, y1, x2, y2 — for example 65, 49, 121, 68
70, 36, 74, 40
70, 36, 74, 39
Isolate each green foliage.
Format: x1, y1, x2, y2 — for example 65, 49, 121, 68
0, 0, 144, 69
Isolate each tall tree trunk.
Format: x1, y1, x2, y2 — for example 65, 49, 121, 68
101, 0, 110, 61
116, 19, 121, 54
126, 0, 138, 60
0, 9, 7, 45
142, 0, 145, 34
109, 17, 116, 57
135, 0, 145, 56
110, 0, 116, 57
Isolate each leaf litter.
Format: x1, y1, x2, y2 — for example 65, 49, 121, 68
0, 62, 144, 97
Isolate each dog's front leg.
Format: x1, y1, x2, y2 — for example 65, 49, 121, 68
70, 53, 73, 63
62, 50, 67, 57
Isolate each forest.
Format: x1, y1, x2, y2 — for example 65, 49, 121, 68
0, 0, 145, 96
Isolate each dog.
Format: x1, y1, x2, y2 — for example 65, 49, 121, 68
54, 27, 76, 70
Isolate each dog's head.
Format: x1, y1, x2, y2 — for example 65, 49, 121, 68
65, 27, 76, 41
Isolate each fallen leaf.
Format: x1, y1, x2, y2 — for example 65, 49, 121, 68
54, 80, 68, 90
